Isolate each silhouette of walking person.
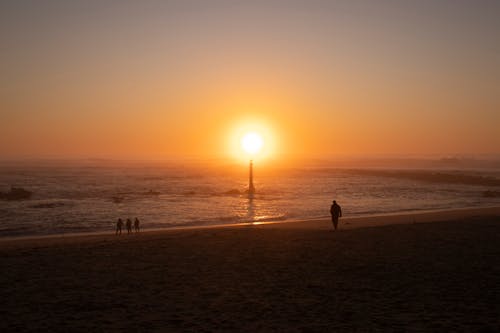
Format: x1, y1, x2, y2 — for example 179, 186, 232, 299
134, 217, 140, 233
116, 218, 124, 235
330, 200, 342, 230
126, 218, 132, 235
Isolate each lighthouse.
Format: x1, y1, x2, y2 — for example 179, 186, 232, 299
248, 159, 255, 197
241, 132, 262, 198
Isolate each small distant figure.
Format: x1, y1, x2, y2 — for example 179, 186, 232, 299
126, 218, 132, 235
134, 217, 140, 233
330, 200, 342, 230
116, 218, 124, 235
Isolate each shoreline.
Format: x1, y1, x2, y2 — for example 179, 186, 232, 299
1, 205, 499, 245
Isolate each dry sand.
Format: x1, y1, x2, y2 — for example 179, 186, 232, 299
1, 207, 500, 332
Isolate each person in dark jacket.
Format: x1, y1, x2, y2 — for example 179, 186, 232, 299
126, 218, 132, 235
330, 200, 342, 230
134, 217, 140, 233
116, 218, 124, 235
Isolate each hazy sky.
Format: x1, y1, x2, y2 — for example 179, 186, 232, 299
1, 0, 499, 160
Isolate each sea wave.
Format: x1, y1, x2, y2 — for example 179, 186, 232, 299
338, 169, 500, 186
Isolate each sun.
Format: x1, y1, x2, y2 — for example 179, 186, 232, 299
241, 132, 263, 155
226, 118, 275, 162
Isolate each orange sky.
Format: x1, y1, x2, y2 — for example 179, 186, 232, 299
1, 1, 499, 160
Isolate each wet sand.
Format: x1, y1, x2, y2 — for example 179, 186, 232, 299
1, 207, 500, 332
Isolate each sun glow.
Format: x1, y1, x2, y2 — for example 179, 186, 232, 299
241, 132, 263, 155
226, 118, 276, 162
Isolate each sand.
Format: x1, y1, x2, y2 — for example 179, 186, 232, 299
1, 207, 500, 332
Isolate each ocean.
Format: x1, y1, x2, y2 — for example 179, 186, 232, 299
1, 160, 499, 238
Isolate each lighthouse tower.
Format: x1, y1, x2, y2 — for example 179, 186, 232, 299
248, 160, 255, 197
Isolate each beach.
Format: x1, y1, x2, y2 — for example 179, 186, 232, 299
1, 207, 499, 332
